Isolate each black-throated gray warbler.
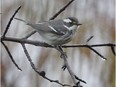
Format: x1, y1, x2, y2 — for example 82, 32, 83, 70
15, 17, 81, 45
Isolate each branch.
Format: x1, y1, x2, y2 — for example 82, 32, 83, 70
49, 0, 75, 20
22, 30, 37, 39
86, 35, 94, 43
87, 46, 107, 60
1, 41, 22, 71
1, 37, 52, 47
2, 6, 21, 38
2, 37, 115, 60
55, 46, 85, 87
1, 6, 22, 71
2, 37, 116, 48
111, 46, 116, 55
21, 43, 72, 87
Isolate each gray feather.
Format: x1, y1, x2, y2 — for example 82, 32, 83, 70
15, 18, 69, 35
15, 18, 27, 23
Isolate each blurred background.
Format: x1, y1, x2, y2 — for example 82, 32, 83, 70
1, 0, 115, 87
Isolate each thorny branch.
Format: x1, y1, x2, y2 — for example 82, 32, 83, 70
1, 0, 115, 87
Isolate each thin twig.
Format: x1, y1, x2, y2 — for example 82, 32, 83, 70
1, 41, 22, 71
55, 46, 85, 86
22, 30, 37, 39
87, 46, 107, 60
2, 6, 21, 38
49, 0, 75, 20
21, 44, 37, 70
85, 36, 107, 60
75, 75, 86, 84
86, 35, 94, 43
62, 44, 116, 48
21, 43, 72, 87
56, 46, 77, 85
111, 46, 115, 55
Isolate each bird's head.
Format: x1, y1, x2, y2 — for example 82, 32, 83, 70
63, 17, 82, 30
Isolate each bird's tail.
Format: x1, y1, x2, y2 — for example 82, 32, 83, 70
14, 18, 33, 26
14, 18, 27, 23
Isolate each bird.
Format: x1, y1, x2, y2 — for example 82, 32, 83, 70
15, 17, 82, 46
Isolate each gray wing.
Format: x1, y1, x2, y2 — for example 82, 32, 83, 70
48, 20, 69, 34
29, 20, 69, 35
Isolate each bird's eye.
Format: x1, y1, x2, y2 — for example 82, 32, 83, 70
69, 22, 73, 25
70, 21, 76, 25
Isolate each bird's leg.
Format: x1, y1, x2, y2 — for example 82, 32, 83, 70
54, 45, 67, 58
54, 45, 67, 70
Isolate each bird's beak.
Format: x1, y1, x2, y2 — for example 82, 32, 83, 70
73, 22, 82, 26
77, 23, 82, 25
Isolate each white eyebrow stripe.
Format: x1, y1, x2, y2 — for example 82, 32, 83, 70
63, 19, 72, 23
49, 26, 58, 32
